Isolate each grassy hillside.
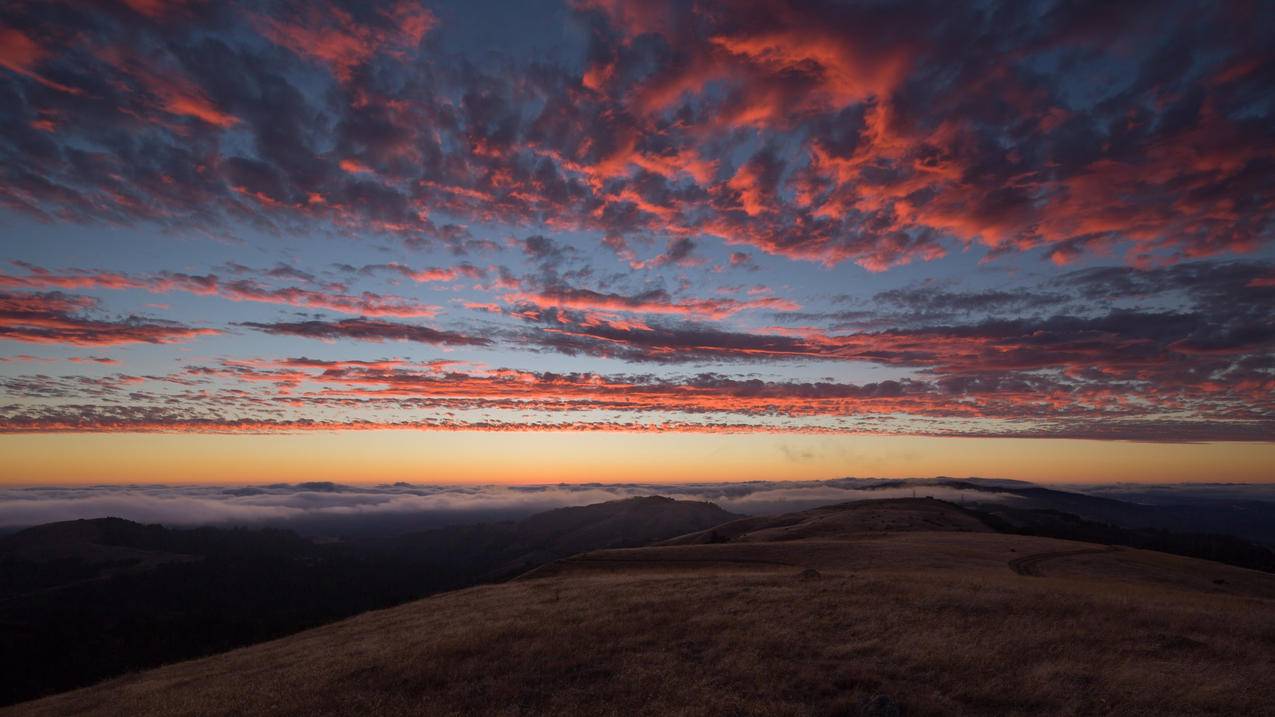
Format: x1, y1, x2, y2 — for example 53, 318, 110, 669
0, 497, 739, 706
9, 499, 1275, 716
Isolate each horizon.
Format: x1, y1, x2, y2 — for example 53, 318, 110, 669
4, 432, 1274, 484
8, 475, 1275, 533
2, 0, 1273, 488
6, 458, 1275, 488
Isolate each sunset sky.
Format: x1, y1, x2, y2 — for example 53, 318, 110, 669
1, 0, 1272, 484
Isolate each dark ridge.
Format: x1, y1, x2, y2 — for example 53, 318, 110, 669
0, 497, 739, 707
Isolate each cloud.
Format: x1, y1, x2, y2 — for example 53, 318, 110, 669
238, 317, 491, 345
504, 284, 799, 319
1, 401, 1269, 442
251, 0, 435, 83
0, 26, 81, 94
356, 262, 486, 283
522, 296, 1274, 392
0, 0, 1269, 266
0, 3, 1270, 449
2, 258, 1268, 444
0, 291, 217, 345
95, 44, 239, 127
1, 264, 441, 318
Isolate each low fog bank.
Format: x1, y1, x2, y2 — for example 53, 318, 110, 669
3, 478, 1270, 536
0, 478, 1015, 534
1067, 483, 1275, 504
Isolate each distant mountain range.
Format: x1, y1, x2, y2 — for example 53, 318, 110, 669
843, 477, 1275, 546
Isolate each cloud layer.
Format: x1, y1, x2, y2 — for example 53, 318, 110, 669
0, 479, 1030, 529
2, 1, 1272, 266
0, 0, 1272, 449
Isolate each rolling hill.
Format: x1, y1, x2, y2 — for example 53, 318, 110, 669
9, 498, 1274, 716
874, 478, 1275, 546
378, 495, 741, 579
0, 496, 739, 706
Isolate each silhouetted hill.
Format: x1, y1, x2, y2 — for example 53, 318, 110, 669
384, 496, 740, 578
979, 506, 1275, 573
11, 498, 1275, 716
0, 518, 312, 595
916, 479, 1275, 545
520, 495, 740, 546
664, 497, 993, 545
0, 496, 738, 707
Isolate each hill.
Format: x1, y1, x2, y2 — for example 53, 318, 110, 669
9, 498, 1275, 716
888, 478, 1275, 546
663, 497, 993, 544
0, 496, 738, 707
380, 496, 740, 579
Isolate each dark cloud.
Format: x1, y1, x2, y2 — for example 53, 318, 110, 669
521, 235, 572, 266
873, 286, 1066, 317
0, 263, 441, 317
238, 317, 491, 346
524, 304, 1273, 369
1057, 261, 1275, 310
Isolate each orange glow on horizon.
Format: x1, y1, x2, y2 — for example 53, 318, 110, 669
2, 433, 1272, 486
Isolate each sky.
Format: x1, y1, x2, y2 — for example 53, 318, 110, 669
0, 0, 1272, 485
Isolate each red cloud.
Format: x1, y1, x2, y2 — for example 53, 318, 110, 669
0, 412, 865, 435
3, 358, 1268, 441
339, 158, 374, 174
1, 0, 1270, 272
0, 291, 216, 345
253, 0, 435, 83
359, 263, 486, 283
0, 26, 80, 94
95, 45, 238, 127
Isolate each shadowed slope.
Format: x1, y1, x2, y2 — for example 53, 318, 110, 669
384, 495, 742, 579
8, 499, 1275, 716
662, 497, 993, 545
0, 497, 741, 706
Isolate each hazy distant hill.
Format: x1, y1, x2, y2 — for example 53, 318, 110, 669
0, 496, 738, 706
11, 498, 1275, 716
383, 496, 740, 578
893, 478, 1275, 546
664, 497, 994, 545
0, 517, 310, 596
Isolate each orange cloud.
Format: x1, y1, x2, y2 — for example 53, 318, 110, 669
254, 0, 435, 83
0, 26, 80, 94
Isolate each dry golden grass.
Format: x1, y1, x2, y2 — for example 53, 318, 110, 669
9, 504, 1275, 716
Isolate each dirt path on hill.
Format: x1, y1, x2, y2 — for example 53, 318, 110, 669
1008, 545, 1120, 577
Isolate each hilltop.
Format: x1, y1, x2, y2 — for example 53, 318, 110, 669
662, 497, 993, 544
381, 495, 740, 579
9, 498, 1275, 716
